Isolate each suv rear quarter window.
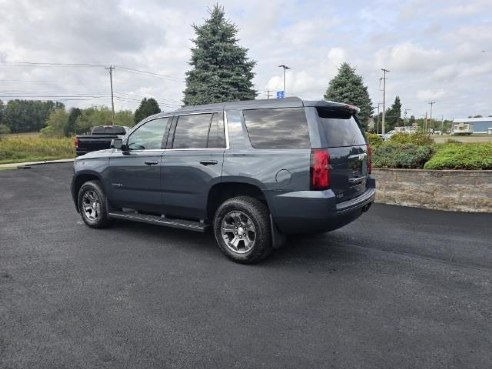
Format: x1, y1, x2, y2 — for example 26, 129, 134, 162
243, 108, 310, 149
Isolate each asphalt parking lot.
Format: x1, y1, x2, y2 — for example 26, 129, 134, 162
1, 163, 491, 369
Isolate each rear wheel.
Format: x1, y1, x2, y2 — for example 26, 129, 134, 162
214, 196, 273, 264
77, 180, 112, 228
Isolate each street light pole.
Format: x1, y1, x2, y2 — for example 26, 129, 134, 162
381, 68, 389, 136
278, 64, 290, 96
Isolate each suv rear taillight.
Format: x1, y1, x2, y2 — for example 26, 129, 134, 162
74, 137, 79, 149
310, 149, 330, 190
367, 144, 372, 174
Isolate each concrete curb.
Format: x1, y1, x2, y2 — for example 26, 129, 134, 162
0, 158, 74, 170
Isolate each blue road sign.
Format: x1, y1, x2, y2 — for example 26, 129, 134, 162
276, 91, 285, 99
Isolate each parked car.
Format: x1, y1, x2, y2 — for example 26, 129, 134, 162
383, 130, 396, 140
71, 97, 375, 263
75, 125, 129, 156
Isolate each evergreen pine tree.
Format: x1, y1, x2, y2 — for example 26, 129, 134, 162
324, 63, 373, 129
384, 96, 403, 131
134, 98, 161, 124
183, 5, 256, 106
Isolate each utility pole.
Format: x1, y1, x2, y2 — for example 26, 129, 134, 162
278, 64, 290, 96
381, 68, 389, 136
429, 100, 435, 118
266, 90, 272, 99
106, 65, 115, 125
374, 105, 380, 134
374, 103, 383, 134
404, 108, 411, 127
428, 101, 436, 132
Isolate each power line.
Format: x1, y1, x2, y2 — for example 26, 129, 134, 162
115, 66, 184, 81
0, 61, 105, 68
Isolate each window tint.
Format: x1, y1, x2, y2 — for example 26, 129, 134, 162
316, 108, 366, 147
127, 117, 169, 150
207, 112, 226, 148
172, 113, 220, 149
243, 108, 310, 149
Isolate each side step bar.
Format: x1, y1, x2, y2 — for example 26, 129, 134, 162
108, 211, 209, 232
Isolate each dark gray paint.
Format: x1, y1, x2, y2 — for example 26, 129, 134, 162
72, 98, 375, 234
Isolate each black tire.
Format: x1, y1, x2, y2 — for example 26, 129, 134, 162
213, 196, 273, 264
77, 180, 112, 229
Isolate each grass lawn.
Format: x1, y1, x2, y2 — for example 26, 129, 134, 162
0, 135, 75, 164
433, 134, 492, 144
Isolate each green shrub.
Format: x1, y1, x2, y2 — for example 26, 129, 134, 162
424, 143, 492, 170
389, 132, 434, 145
0, 136, 75, 164
366, 133, 383, 147
373, 143, 434, 169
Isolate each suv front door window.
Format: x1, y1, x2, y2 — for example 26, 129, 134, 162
107, 117, 170, 213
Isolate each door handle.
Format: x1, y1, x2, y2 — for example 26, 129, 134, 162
144, 161, 159, 166
200, 160, 218, 166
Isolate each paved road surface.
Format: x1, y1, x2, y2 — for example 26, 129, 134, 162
1, 163, 491, 369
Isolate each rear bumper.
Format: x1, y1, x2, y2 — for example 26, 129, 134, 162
267, 177, 376, 234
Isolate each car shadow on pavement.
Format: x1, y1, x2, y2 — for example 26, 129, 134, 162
109, 219, 358, 267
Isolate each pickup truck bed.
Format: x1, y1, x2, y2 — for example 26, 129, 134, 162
75, 126, 128, 156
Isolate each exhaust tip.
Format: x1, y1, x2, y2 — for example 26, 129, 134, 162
362, 203, 372, 213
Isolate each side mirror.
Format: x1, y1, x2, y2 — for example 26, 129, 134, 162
111, 138, 123, 149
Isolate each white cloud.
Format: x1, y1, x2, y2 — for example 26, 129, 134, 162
0, 0, 491, 118
416, 89, 445, 101
375, 43, 442, 73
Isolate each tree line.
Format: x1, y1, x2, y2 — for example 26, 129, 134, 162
0, 97, 161, 137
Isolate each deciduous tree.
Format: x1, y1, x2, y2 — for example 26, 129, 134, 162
134, 98, 161, 124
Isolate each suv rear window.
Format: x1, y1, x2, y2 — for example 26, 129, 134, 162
92, 126, 126, 135
243, 108, 310, 149
316, 108, 366, 147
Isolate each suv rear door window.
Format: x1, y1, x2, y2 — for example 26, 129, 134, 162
316, 108, 366, 147
171, 113, 226, 149
243, 108, 310, 149
172, 114, 212, 149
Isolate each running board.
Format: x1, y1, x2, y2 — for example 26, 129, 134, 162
108, 211, 209, 232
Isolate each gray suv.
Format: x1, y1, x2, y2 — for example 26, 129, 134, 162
71, 97, 375, 263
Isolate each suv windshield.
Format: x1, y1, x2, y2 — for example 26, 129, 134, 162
316, 108, 366, 147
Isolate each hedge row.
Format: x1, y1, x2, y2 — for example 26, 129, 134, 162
424, 143, 492, 170
373, 143, 434, 169
368, 133, 492, 170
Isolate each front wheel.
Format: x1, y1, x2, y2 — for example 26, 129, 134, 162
77, 180, 112, 228
213, 196, 273, 264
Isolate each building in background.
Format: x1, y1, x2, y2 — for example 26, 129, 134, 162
452, 118, 492, 134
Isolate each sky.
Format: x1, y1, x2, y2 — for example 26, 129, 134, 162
0, 0, 491, 120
